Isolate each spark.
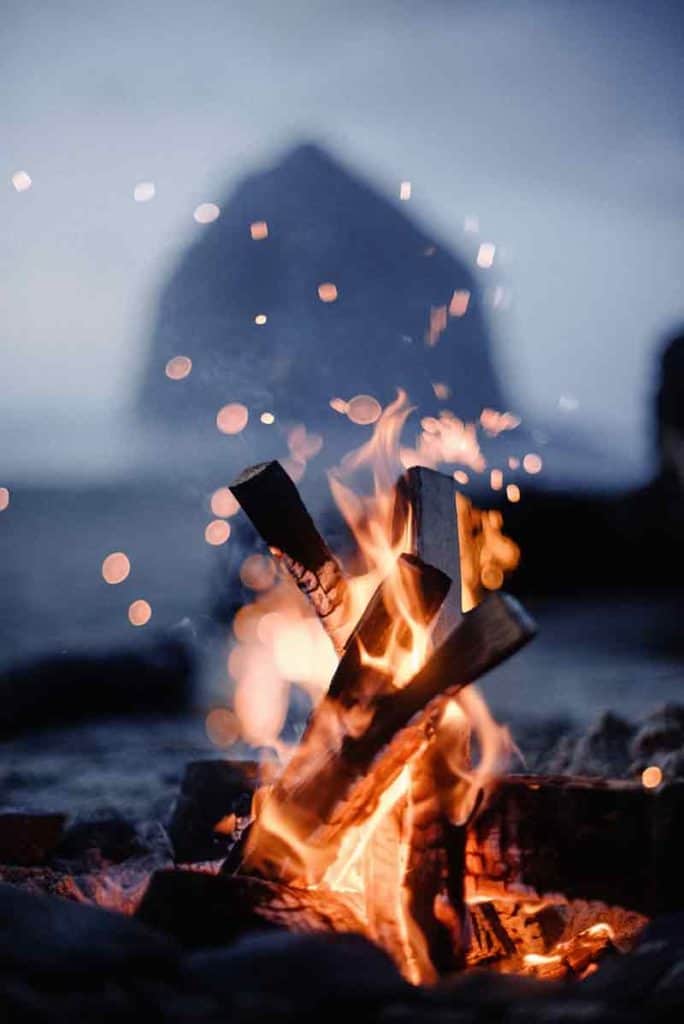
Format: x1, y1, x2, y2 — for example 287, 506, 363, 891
133, 181, 155, 202
260, 411, 275, 425
250, 220, 268, 240
205, 519, 231, 545
0, 487, 9, 511
254, 314, 267, 325
453, 470, 469, 485
193, 202, 220, 224
102, 552, 131, 585
642, 765, 662, 789
128, 599, 152, 626
399, 181, 411, 200
329, 397, 348, 414
523, 453, 543, 474
426, 305, 447, 346
506, 484, 521, 503
318, 282, 338, 303
490, 469, 503, 491
449, 290, 470, 317
432, 382, 451, 400
11, 171, 32, 192
216, 403, 249, 434
476, 243, 496, 269
165, 355, 192, 380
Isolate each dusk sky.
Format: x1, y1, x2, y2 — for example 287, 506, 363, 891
2, 0, 683, 480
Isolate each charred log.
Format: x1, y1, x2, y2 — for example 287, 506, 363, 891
230, 460, 351, 653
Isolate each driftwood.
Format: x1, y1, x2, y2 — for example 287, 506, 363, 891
466, 774, 684, 916
230, 461, 351, 653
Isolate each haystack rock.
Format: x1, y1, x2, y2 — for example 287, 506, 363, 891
139, 143, 507, 445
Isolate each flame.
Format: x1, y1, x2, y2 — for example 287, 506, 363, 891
226, 390, 521, 981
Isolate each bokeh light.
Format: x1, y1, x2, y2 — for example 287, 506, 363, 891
216, 402, 249, 434
449, 290, 470, 317
453, 470, 469, 485
254, 314, 267, 325
205, 707, 239, 747
399, 180, 412, 200
193, 202, 220, 224
490, 469, 503, 491
205, 519, 231, 545
165, 355, 192, 380
476, 243, 496, 269
523, 453, 543, 474
11, 170, 32, 192
506, 483, 521, 503
481, 565, 505, 590
260, 411, 275, 425
0, 487, 9, 511
641, 765, 662, 789
432, 382, 451, 400
250, 221, 268, 240
240, 553, 277, 590
102, 552, 131, 585
128, 599, 152, 626
317, 282, 338, 302
508, 457, 520, 470
347, 394, 381, 425
133, 181, 155, 202
329, 397, 349, 414
210, 487, 239, 518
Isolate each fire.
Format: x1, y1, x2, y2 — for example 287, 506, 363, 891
224, 391, 526, 982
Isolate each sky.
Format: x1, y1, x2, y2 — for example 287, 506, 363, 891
1, 0, 683, 482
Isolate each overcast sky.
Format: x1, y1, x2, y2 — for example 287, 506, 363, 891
2, 0, 683, 480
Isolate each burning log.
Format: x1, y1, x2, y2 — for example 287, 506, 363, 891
230, 460, 352, 653
466, 774, 684, 917
239, 592, 535, 885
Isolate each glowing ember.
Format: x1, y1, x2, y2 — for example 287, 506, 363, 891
193, 202, 220, 224
432, 382, 451, 400
449, 290, 470, 317
11, 170, 32, 192
454, 470, 469, 485
165, 355, 192, 380
641, 765, 662, 789
399, 180, 412, 200
490, 469, 503, 491
205, 707, 239, 747
217, 403, 249, 434
317, 282, 338, 303
260, 411, 275, 425
347, 394, 382, 425
133, 181, 155, 202
523, 453, 543, 474
476, 243, 496, 269
210, 487, 240, 518
128, 599, 151, 626
506, 483, 521, 503
205, 519, 231, 545
250, 220, 269, 240
0, 487, 9, 511
101, 552, 131, 585
254, 314, 268, 325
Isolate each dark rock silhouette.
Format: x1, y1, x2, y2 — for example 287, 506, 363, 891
140, 143, 507, 433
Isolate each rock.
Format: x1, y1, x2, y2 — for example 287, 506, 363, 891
630, 704, 684, 761
0, 811, 65, 865
0, 882, 178, 981
168, 759, 260, 863
184, 931, 411, 1015
567, 712, 635, 778
51, 816, 147, 869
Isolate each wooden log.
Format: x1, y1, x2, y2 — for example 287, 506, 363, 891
168, 761, 260, 863
230, 461, 351, 653
394, 467, 462, 645
466, 775, 684, 916
240, 593, 536, 884
136, 869, 366, 949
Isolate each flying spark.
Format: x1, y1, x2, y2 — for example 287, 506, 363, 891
260, 411, 275, 425
216, 403, 249, 434
317, 282, 338, 302
476, 243, 496, 269
205, 520, 231, 545
165, 355, 192, 380
250, 221, 268, 240
102, 552, 131, 585
194, 203, 220, 224
399, 181, 412, 200
128, 600, 152, 626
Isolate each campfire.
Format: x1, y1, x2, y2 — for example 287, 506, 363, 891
193, 393, 650, 985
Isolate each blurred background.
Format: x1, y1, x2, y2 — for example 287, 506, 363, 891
1, 0, 682, 785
